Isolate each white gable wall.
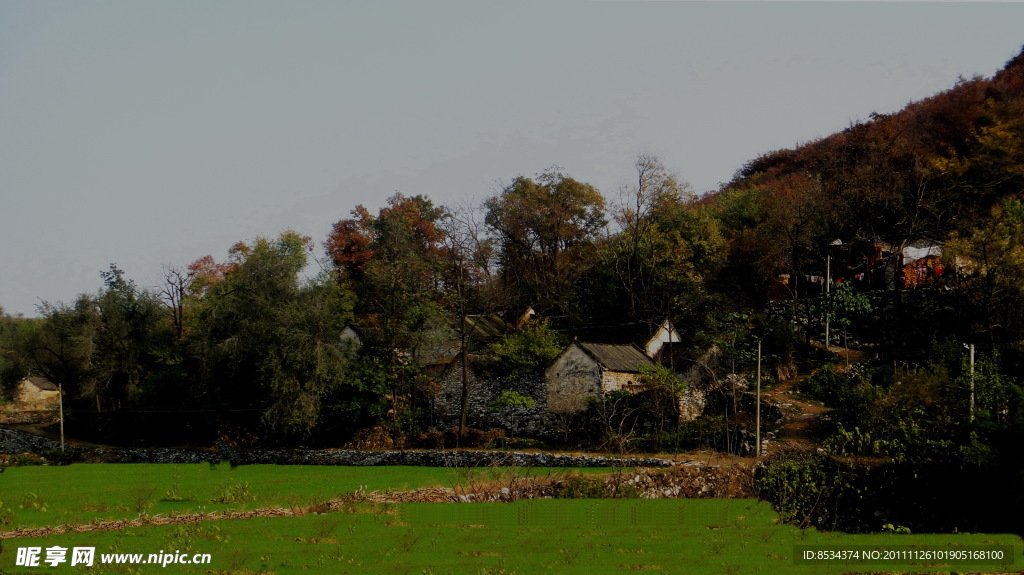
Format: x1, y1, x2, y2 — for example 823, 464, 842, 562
643, 320, 682, 358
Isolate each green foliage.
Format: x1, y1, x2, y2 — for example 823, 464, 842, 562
488, 390, 536, 411
488, 390, 537, 435
213, 481, 255, 504
24, 265, 169, 413
488, 319, 567, 379
798, 364, 878, 412
0, 313, 40, 400
194, 232, 356, 436
756, 450, 854, 530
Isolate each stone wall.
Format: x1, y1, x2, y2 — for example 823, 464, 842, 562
434, 368, 552, 436
0, 428, 674, 468
600, 370, 639, 393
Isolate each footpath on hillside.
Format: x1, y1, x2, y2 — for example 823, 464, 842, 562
761, 344, 870, 454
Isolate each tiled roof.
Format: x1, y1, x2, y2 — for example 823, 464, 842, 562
577, 342, 657, 373
564, 320, 675, 348
464, 314, 511, 340
25, 377, 58, 391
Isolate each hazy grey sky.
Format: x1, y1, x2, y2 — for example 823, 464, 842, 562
2, 1, 1023, 316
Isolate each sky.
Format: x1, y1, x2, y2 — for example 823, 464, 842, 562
2, 1, 1023, 317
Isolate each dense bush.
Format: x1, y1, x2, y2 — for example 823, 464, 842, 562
755, 449, 856, 530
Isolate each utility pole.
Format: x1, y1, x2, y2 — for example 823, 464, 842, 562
756, 339, 762, 457
969, 343, 975, 424
824, 254, 831, 349
59, 383, 65, 452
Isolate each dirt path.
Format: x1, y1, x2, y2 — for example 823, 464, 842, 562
762, 375, 830, 452
760, 344, 871, 454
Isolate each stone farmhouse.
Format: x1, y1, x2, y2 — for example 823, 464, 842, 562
545, 341, 659, 412
1, 377, 60, 425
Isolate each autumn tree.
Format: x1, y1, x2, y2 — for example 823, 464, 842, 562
484, 168, 606, 315
325, 194, 451, 440
326, 194, 449, 364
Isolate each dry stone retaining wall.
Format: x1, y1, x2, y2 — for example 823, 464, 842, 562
0, 428, 672, 467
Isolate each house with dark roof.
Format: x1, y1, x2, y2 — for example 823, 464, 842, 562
15, 377, 59, 404
563, 319, 683, 363
1, 377, 60, 425
545, 341, 658, 413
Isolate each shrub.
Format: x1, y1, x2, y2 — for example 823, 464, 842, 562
3, 453, 45, 466
798, 364, 878, 412
213, 481, 254, 504
40, 448, 73, 466
755, 449, 855, 530
555, 473, 638, 499
556, 475, 607, 499
347, 425, 404, 450
0, 501, 13, 526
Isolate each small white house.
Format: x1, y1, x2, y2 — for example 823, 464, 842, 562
15, 377, 59, 405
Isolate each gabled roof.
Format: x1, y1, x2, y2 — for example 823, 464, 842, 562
564, 319, 682, 357
577, 342, 657, 373
431, 352, 498, 380
463, 314, 511, 340
24, 377, 58, 391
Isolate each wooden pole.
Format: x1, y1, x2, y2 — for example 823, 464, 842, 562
756, 340, 762, 457
969, 343, 975, 424
824, 255, 830, 349
59, 383, 65, 452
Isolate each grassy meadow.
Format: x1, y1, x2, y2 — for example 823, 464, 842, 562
1, 465, 1021, 574
0, 463, 613, 528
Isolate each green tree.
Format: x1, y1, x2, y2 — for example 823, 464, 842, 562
596, 154, 725, 324
488, 319, 567, 380
821, 282, 872, 366
24, 266, 167, 413
0, 309, 40, 400
194, 231, 356, 436
636, 364, 688, 435
945, 196, 1024, 341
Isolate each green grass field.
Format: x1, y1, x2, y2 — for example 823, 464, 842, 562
0, 463, 610, 529
1, 465, 1021, 574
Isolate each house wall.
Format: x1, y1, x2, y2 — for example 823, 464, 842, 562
15, 382, 59, 405
600, 370, 640, 393
3, 381, 60, 425
434, 363, 548, 434
644, 322, 682, 358
546, 344, 601, 413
